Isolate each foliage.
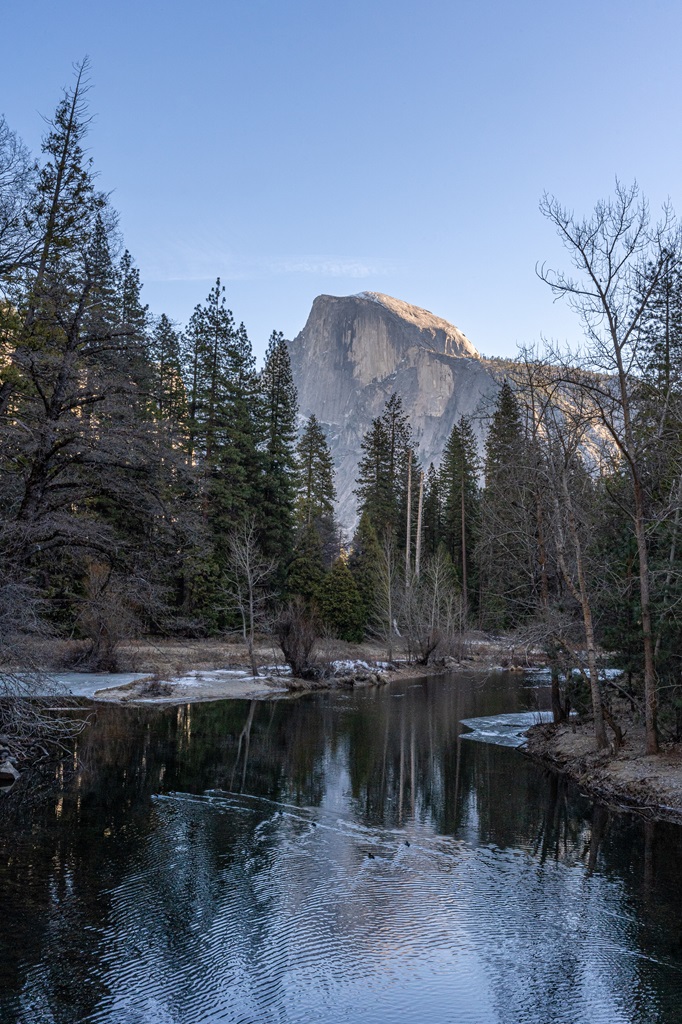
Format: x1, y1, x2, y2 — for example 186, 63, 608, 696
355, 392, 419, 543
295, 414, 337, 563
319, 558, 365, 642
479, 381, 535, 629
259, 330, 298, 567
349, 511, 383, 626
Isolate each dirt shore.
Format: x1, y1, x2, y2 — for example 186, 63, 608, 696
525, 717, 682, 824
109, 634, 538, 678
54, 633, 543, 705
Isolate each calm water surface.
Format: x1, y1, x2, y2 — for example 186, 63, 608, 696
1, 672, 682, 1024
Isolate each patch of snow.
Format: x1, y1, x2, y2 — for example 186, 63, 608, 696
524, 666, 625, 685
330, 659, 389, 675
331, 659, 371, 673
460, 711, 555, 748
169, 669, 251, 687
4, 672, 150, 698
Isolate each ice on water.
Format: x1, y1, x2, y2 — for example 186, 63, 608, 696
459, 711, 555, 747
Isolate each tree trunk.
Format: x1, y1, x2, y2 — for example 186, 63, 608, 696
460, 469, 468, 623
558, 476, 608, 750
415, 470, 424, 578
633, 475, 658, 753
405, 449, 412, 587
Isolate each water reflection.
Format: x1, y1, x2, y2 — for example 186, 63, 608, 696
0, 673, 681, 1023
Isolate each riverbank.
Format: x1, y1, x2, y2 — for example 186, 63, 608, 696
105, 633, 543, 679
22, 632, 546, 705
525, 717, 682, 823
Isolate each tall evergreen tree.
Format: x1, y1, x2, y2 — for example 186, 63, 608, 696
439, 416, 481, 617
479, 381, 535, 628
149, 314, 187, 432
259, 330, 298, 565
295, 414, 337, 563
637, 251, 682, 396
421, 463, 441, 559
349, 510, 383, 628
0, 59, 106, 417
217, 319, 262, 528
183, 279, 236, 464
117, 250, 149, 339
181, 280, 262, 596
320, 557, 365, 642
355, 392, 418, 543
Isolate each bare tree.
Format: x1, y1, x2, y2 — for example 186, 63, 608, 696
545, 386, 609, 747
510, 352, 602, 738
402, 549, 461, 665
276, 598, 319, 678
372, 533, 401, 661
0, 572, 87, 759
75, 563, 149, 671
0, 115, 37, 279
225, 518, 276, 677
539, 181, 680, 753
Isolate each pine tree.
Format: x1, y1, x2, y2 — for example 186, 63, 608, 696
183, 279, 236, 463
286, 524, 327, 607
479, 381, 534, 628
638, 251, 682, 396
439, 416, 481, 617
184, 284, 260, 510
355, 392, 418, 543
181, 280, 262, 605
421, 463, 441, 558
295, 414, 337, 564
213, 319, 262, 536
349, 510, 382, 627
117, 250, 149, 339
0, 60, 106, 416
149, 314, 187, 432
320, 558, 365, 642
259, 330, 298, 566
84, 213, 117, 333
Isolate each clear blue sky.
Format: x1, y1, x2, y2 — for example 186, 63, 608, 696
2, 0, 681, 362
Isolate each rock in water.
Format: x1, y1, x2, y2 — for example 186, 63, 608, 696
288, 292, 499, 532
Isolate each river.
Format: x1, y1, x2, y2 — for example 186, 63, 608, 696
1, 671, 682, 1024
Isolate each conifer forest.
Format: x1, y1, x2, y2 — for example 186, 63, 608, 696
2, 65, 682, 763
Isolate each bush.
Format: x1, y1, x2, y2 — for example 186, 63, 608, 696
276, 598, 319, 678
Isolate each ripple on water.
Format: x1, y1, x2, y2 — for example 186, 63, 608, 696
73, 789, 676, 1024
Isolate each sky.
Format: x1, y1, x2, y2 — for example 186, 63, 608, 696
1, 0, 681, 362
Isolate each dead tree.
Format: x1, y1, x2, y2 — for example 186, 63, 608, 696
0, 575, 88, 757
226, 518, 275, 677
539, 182, 680, 753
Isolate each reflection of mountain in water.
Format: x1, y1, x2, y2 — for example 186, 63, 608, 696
1, 675, 682, 1023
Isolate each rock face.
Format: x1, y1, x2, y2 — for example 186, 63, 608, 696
288, 292, 500, 532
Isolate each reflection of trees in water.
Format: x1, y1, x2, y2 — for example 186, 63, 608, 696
1, 681, 682, 1020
